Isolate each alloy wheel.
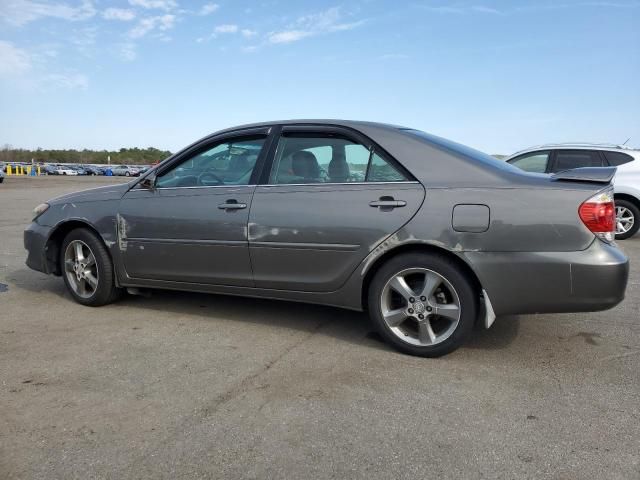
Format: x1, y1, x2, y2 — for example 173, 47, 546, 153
380, 268, 461, 346
616, 206, 635, 235
64, 240, 99, 299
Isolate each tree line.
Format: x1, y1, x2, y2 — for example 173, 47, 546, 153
0, 144, 173, 165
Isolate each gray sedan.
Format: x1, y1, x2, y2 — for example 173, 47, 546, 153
24, 121, 629, 357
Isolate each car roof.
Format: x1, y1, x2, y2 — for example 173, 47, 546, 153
508, 143, 639, 159
211, 119, 407, 135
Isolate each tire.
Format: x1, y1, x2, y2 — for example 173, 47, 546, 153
368, 252, 478, 357
60, 228, 122, 307
614, 199, 639, 240
125, 171, 130, 177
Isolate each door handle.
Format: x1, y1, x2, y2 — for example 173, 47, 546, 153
369, 196, 407, 209
218, 199, 247, 210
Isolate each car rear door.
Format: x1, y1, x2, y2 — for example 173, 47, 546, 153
248, 125, 425, 292
118, 128, 273, 286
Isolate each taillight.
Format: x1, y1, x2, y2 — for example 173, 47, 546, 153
578, 188, 615, 242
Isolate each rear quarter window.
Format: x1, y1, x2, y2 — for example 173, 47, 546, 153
604, 151, 634, 167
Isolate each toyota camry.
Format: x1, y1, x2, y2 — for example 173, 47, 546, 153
24, 120, 629, 357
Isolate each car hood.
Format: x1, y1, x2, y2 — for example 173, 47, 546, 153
48, 182, 133, 205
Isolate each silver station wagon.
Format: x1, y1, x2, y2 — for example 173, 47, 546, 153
24, 120, 629, 356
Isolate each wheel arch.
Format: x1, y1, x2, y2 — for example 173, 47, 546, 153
45, 220, 112, 276
360, 242, 484, 311
614, 192, 640, 210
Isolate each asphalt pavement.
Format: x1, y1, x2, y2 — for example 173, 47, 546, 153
1, 176, 638, 479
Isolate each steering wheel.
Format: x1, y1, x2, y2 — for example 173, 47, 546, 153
198, 171, 224, 186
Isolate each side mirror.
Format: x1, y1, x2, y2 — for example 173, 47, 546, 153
139, 174, 156, 191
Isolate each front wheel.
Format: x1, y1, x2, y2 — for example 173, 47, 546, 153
615, 199, 639, 240
61, 228, 121, 306
368, 253, 477, 357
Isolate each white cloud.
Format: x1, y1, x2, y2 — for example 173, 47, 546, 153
269, 30, 311, 44
199, 3, 218, 15
128, 0, 176, 11
214, 23, 238, 34
42, 72, 88, 90
0, 0, 96, 26
268, 7, 364, 44
103, 7, 135, 21
422, 5, 503, 14
129, 13, 175, 38
241, 28, 257, 38
0, 40, 32, 76
0, 41, 88, 91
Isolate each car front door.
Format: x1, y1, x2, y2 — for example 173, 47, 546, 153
118, 129, 272, 286
248, 126, 426, 292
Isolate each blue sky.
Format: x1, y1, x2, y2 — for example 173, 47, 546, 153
0, 0, 639, 154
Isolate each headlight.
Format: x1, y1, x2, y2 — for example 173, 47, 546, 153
33, 203, 49, 220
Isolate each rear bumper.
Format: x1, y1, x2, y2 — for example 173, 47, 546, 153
464, 239, 629, 316
24, 222, 51, 274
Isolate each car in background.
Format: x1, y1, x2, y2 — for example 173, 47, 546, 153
42, 165, 59, 175
54, 165, 78, 175
0, 169, 4, 183
111, 165, 141, 177
506, 144, 640, 240
70, 165, 87, 175
24, 120, 629, 357
83, 165, 104, 176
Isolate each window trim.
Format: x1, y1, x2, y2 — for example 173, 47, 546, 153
261, 125, 415, 186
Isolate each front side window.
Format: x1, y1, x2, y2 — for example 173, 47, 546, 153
553, 150, 603, 172
269, 135, 408, 185
509, 151, 550, 173
156, 137, 265, 188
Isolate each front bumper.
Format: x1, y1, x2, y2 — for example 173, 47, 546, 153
24, 222, 52, 274
465, 239, 629, 316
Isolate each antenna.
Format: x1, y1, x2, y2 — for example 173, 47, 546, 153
622, 137, 631, 145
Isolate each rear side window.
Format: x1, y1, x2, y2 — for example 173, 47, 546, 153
269, 135, 408, 184
553, 150, 603, 172
509, 151, 550, 173
604, 151, 634, 167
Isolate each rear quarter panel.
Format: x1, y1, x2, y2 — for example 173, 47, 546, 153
405, 185, 598, 252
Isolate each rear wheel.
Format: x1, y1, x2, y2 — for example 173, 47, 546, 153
61, 228, 121, 306
368, 253, 477, 357
615, 199, 639, 240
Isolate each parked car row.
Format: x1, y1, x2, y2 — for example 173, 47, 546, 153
1, 162, 152, 177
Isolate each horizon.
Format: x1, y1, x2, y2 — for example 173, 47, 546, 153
1, 0, 639, 154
